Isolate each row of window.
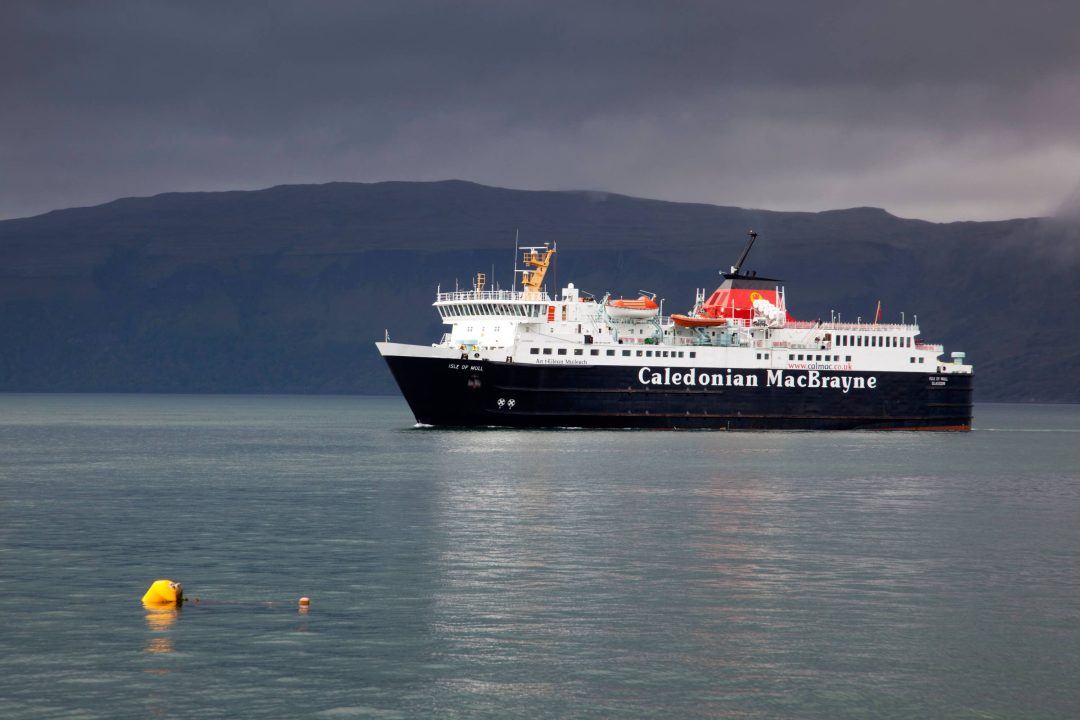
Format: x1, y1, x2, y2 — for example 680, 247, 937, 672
526, 346, 925, 365
836, 334, 911, 348
529, 347, 699, 358
789, 353, 851, 362
441, 303, 545, 318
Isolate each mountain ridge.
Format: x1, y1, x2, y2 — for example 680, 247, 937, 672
1, 180, 1076, 401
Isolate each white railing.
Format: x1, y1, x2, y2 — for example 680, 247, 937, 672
787, 321, 917, 331
435, 289, 551, 303
658, 317, 919, 332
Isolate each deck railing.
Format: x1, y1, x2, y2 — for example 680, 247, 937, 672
435, 289, 551, 303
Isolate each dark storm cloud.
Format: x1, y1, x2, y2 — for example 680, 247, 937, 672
3, 0, 1079, 220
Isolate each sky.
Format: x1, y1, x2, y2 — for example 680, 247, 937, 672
3, 0, 1080, 222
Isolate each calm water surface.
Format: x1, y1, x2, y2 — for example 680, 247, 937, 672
1, 395, 1078, 719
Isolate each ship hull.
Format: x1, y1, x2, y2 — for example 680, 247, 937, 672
380, 350, 973, 431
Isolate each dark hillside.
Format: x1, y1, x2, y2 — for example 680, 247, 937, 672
1, 180, 1076, 400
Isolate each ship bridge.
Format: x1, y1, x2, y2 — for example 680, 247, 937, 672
434, 289, 554, 320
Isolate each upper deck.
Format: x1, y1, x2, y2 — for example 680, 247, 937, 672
434, 289, 558, 320
435, 289, 553, 303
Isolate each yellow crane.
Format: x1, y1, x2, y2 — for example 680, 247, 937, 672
520, 244, 555, 296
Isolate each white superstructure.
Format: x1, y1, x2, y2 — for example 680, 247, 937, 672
419, 273, 971, 378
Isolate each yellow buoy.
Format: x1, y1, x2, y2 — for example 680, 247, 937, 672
298, 596, 310, 607
142, 579, 184, 607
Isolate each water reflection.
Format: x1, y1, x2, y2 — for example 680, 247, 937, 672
144, 607, 178, 630
144, 637, 174, 655
144, 607, 178, 654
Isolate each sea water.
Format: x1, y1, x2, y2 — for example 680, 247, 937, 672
0, 395, 1077, 719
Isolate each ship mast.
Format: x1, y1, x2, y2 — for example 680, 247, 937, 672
729, 230, 758, 276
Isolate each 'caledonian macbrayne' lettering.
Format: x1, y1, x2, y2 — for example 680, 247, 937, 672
637, 367, 877, 393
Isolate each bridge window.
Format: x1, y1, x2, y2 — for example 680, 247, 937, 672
918, 357, 924, 363
622, 350, 631, 356
530, 348, 539, 355
689, 352, 696, 358
590, 349, 599, 356
637, 350, 643, 357
557, 348, 567, 355
646, 350, 653, 357
607, 349, 615, 356
845, 355, 851, 362
542, 348, 552, 355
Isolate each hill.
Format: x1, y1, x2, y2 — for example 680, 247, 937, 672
1, 180, 1077, 401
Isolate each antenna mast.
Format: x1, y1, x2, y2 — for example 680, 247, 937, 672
730, 230, 758, 275
512, 228, 519, 291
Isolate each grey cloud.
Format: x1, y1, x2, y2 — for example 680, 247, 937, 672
2, 0, 1079, 220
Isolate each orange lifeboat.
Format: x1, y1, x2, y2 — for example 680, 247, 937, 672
606, 295, 659, 320
671, 314, 729, 328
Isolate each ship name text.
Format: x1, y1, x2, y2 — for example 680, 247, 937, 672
637, 367, 877, 393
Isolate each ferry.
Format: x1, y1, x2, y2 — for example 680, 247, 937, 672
376, 232, 973, 430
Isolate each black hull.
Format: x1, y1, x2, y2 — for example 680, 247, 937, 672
382, 356, 973, 431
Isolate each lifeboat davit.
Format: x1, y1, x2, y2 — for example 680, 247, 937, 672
670, 314, 729, 328
606, 295, 659, 320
